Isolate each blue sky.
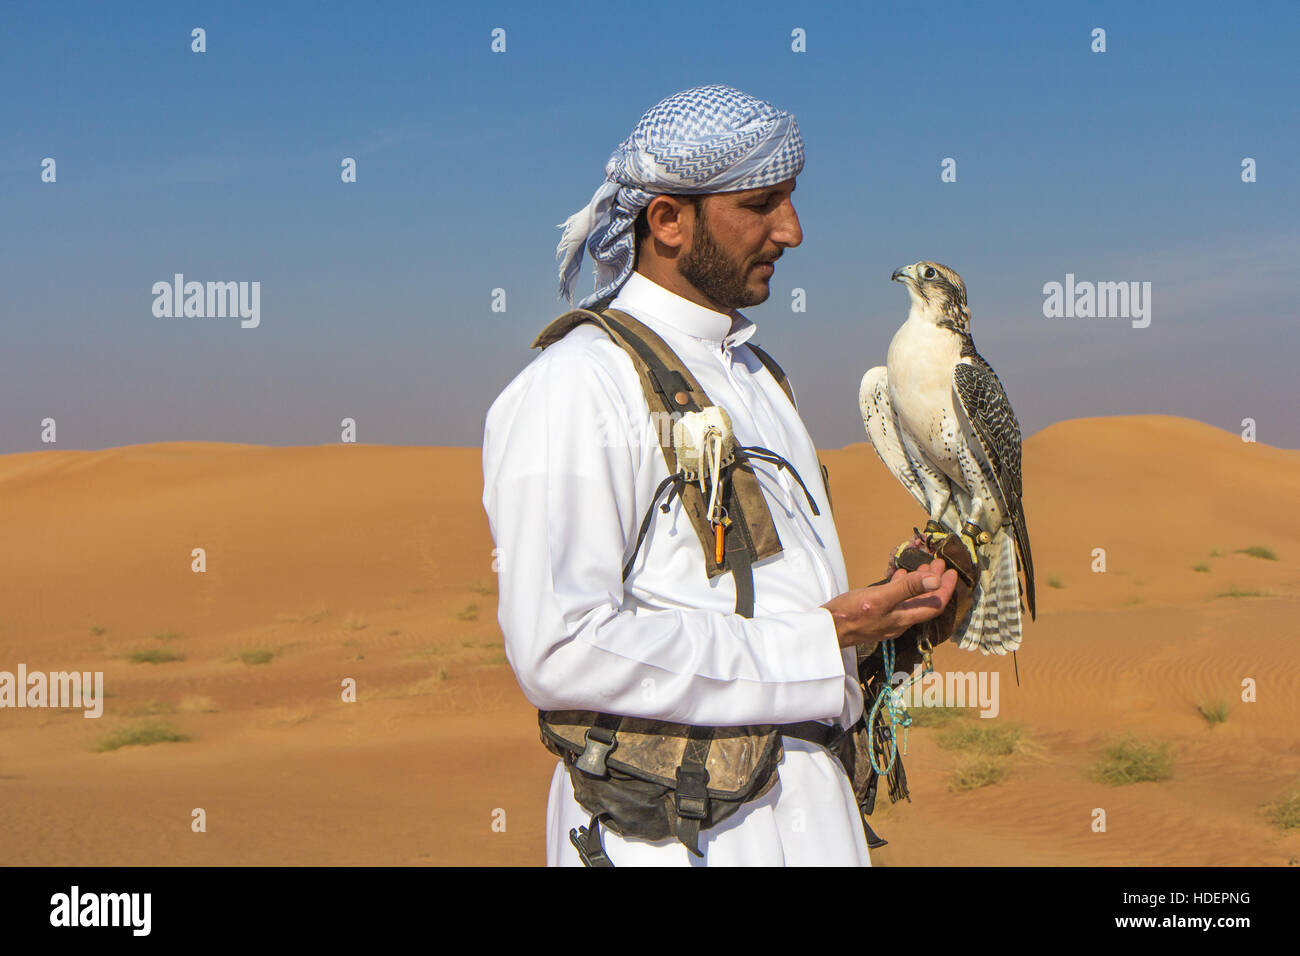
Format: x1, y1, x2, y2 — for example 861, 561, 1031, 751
2, 0, 1297, 453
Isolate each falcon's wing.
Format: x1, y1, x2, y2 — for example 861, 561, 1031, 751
859, 366, 953, 523
951, 356, 1036, 618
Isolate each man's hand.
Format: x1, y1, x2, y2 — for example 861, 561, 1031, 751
822, 559, 958, 649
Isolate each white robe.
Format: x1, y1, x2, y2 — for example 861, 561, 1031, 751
481, 271, 870, 866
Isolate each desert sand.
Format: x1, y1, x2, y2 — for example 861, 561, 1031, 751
1, 415, 1297, 866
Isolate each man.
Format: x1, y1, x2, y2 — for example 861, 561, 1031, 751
481, 85, 958, 866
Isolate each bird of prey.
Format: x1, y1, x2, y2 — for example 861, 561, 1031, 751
859, 261, 1035, 655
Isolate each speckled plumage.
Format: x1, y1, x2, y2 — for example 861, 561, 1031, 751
859, 262, 1035, 655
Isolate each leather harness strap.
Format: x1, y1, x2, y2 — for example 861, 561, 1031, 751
532, 307, 786, 615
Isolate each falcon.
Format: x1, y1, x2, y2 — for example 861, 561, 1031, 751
859, 261, 1035, 655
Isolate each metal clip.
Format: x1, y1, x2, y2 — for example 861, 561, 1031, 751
918, 634, 935, 674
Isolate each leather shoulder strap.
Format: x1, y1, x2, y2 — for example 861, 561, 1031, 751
746, 342, 796, 410
531, 308, 602, 350
744, 341, 835, 516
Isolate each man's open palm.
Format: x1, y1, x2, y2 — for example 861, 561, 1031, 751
822, 559, 959, 649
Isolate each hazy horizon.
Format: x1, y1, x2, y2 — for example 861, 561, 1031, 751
3, 411, 1295, 455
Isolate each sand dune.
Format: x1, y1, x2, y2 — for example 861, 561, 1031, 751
1, 416, 1297, 865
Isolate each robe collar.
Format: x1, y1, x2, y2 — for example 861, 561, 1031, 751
609, 271, 757, 351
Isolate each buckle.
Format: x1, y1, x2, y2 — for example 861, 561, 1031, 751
575, 726, 617, 777
674, 765, 710, 820
569, 813, 615, 867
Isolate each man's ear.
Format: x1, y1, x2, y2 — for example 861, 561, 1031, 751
643, 195, 693, 250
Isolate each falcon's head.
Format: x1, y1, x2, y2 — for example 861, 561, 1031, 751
891, 261, 970, 334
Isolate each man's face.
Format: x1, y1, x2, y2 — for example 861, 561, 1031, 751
677, 178, 802, 311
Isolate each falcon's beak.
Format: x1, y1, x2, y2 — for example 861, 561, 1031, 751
891, 266, 911, 283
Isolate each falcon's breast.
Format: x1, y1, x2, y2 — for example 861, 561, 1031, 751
885, 316, 965, 483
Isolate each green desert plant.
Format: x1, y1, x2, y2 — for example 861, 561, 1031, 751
239, 649, 274, 665
1235, 546, 1277, 561
456, 604, 479, 622
1217, 587, 1264, 598
1196, 695, 1230, 726
938, 722, 1023, 756
1048, 575, 1064, 589
1265, 789, 1300, 831
1089, 735, 1173, 785
1193, 564, 1210, 573
906, 705, 972, 728
128, 648, 184, 664
949, 757, 1009, 792
93, 720, 191, 752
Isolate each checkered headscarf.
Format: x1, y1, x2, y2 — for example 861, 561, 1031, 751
556, 85, 804, 309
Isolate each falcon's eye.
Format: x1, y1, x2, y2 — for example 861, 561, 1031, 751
923, 266, 936, 279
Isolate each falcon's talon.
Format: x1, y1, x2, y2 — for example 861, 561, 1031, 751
921, 526, 953, 553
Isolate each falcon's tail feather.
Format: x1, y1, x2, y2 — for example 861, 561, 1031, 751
1011, 501, 1035, 620
994, 533, 1022, 650
959, 577, 990, 653
957, 532, 1022, 655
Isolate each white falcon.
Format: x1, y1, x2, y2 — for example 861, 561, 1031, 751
859, 261, 1035, 655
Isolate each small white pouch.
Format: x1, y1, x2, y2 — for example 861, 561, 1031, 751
671, 407, 737, 525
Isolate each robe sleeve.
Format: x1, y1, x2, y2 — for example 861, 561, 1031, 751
481, 337, 848, 726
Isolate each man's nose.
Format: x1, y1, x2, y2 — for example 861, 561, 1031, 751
771, 200, 802, 248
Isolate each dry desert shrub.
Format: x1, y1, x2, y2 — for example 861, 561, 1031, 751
128, 648, 184, 664
1196, 695, 1230, 726
93, 720, 191, 752
1264, 788, 1300, 831
1235, 546, 1277, 560
950, 757, 1009, 792
938, 723, 1024, 756
1088, 735, 1173, 785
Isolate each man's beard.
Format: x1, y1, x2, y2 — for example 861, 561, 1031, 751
677, 205, 770, 310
